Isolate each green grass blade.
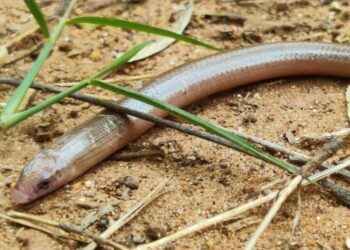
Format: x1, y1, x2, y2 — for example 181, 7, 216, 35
93, 40, 152, 79
1, 18, 66, 117
91, 79, 297, 174
0, 81, 87, 129
24, 0, 50, 37
0, 42, 149, 129
67, 16, 221, 51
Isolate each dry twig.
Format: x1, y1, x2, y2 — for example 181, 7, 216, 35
7, 211, 128, 250
5, 42, 44, 66
0, 213, 87, 243
135, 157, 350, 250
83, 179, 168, 250
109, 148, 164, 160
295, 128, 350, 146
54, 74, 156, 87
245, 139, 342, 250
244, 176, 303, 250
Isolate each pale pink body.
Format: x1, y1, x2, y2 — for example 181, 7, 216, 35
12, 42, 350, 203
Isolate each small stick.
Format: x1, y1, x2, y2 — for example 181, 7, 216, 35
301, 138, 342, 176
295, 128, 350, 146
136, 160, 350, 250
7, 211, 128, 250
247, 178, 287, 197
3, 26, 40, 49
0, 213, 87, 243
8, 210, 58, 226
244, 175, 303, 250
289, 188, 301, 245
109, 149, 164, 160
60, 223, 129, 250
245, 139, 342, 250
83, 179, 168, 250
136, 191, 280, 250
54, 74, 156, 87
5, 42, 44, 66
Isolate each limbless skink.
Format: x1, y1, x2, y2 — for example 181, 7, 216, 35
12, 42, 350, 203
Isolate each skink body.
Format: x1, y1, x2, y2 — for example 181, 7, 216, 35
12, 42, 350, 203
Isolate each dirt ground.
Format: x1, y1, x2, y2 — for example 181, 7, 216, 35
0, 0, 350, 249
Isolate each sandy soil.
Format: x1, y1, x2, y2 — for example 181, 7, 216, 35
0, 0, 350, 249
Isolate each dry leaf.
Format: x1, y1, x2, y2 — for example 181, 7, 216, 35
129, 0, 193, 62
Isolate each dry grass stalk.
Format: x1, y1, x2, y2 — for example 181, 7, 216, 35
83, 179, 168, 250
289, 188, 301, 245
7, 210, 128, 250
245, 138, 342, 249
3, 25, 40, 49
296, 128, 350, 146
0, 213, 87, 243
244, 176, 302, 250
137, 139, 347, 249
136, 190, 280, 250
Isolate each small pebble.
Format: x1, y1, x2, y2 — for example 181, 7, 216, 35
58, 41, 73, 52
96, 215, 109, 230
68, 109, 79, 118
206, 240, 215, 249
276, 3, 288, 12
131, 233, 146, 245
84, 180, 95, 188
284, 131, 296, 144
145, 227, 166, 240
72, 182, 82, 189
89, 50, 102, 61
218, 176, 230, 186
124, 176, 139, 190
242, 31, 262, 43
330, 1, 342, 12
243, 113, 257, 124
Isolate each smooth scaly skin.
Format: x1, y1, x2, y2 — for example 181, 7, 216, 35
12, 42, 350, 203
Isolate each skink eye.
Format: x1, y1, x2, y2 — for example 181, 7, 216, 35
37, 179, 50, 190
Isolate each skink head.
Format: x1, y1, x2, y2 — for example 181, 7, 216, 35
12, 149, 65, 204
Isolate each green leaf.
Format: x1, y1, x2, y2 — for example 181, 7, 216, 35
128, 0, 194, 62
91, 79, 298, 174
66, 16, 221, 51
92, 40, 152, 79
1, 18, 66, 117
24, 0, 50, 38
0, 41, 149, 129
